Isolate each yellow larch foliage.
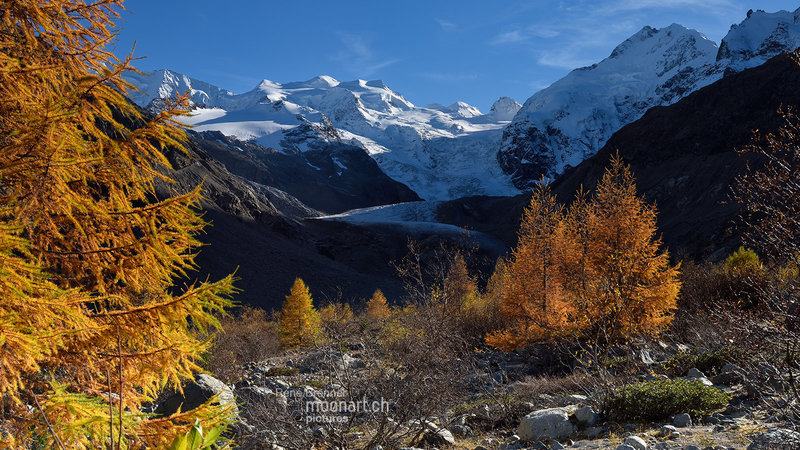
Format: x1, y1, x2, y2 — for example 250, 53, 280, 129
571, 155, 680, 343
278, 278, 322, 348
321, 302, 355, 324
0, 1, 235, 448
486, 182, 575, 350
366, 289, 391, 321
488, 156, 680, 350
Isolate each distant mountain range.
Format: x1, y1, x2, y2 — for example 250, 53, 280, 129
125, 71, 522, 201
127, 7, 800, 199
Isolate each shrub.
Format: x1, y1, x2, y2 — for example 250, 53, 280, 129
607, 379, 730, 423
205, 306, 280, 383
661, 346, 743, 378
724, 247, 763, 274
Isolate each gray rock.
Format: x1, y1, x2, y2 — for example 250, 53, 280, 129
711, 364, 746, 386
640, 349, 656, 365
585, 426, 604, 437
552, 441, 566, 450
450, 424, 472, 438
262, 377, 290, 392
687, 368, 706, 378
155, 374, 236, 417
419, 421, 455, 446
684, 446, 700, 450
574, 405, 600, 426
659, 424, 678, 436
624, 435, 647, 450
747, 428, 800, 449
673, 413, 692, 428
616, 445, 636, 450
517, 407, 576, 441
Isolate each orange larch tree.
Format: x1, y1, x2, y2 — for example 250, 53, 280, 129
575, 155, 680, 344
486, 182, 574, 351
0, 1, 235, 447
487, 156, 680, 350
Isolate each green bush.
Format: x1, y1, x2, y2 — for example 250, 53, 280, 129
662, 346, 742, 377
607, 379, 730, 423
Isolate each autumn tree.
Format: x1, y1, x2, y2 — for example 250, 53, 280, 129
486, 182, 574, 350
278, 278, 322, 348
488, 157, 680, 350
567, 155, 680, 344
0, 1, 235, 448
366, 289, 391, 321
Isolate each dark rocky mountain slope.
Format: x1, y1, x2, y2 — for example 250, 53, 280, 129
158, 133, 498, 309
439, 52, 800, 261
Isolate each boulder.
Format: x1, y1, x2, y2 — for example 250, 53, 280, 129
624, 435, 647, 450
659, 424, 678, 436
418, 421, 455, 447
517, 407, 575, 441
574, 406, 600, 427
711, 363, 746, 386
673, 413, 692, 428
687, 368, 706, 378
155, 374, 236, 417
301, 350, 364, 373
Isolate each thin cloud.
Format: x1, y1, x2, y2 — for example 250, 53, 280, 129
331, 33, 399, 77
421, 72, 479, 82
491, 25, 561, 45
436, 18, 457, 32
597, 0, 739, 16
491, 29, 528, 45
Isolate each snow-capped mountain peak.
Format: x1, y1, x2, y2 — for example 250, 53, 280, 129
498, 8, 800, 189
445, 101, 482, 118
489, 97, 522, 121
718, 7, 800, 68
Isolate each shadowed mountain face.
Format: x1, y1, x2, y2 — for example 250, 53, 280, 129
158, 133, 501, 310
194, 130, 420, 214
439, 53, 800, 261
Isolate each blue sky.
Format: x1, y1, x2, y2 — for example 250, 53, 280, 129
115, 1, 800, 111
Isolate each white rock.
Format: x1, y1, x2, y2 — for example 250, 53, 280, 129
624, 435, 647, 450
517, 408, 575, 441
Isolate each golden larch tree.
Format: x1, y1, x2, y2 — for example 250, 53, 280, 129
0, 1, 234, 448
278, 278, 322, 348
566, 155, 680, 344
486, 182, 574, 350
486, 157, 680, 350
366, 289, 391, 321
